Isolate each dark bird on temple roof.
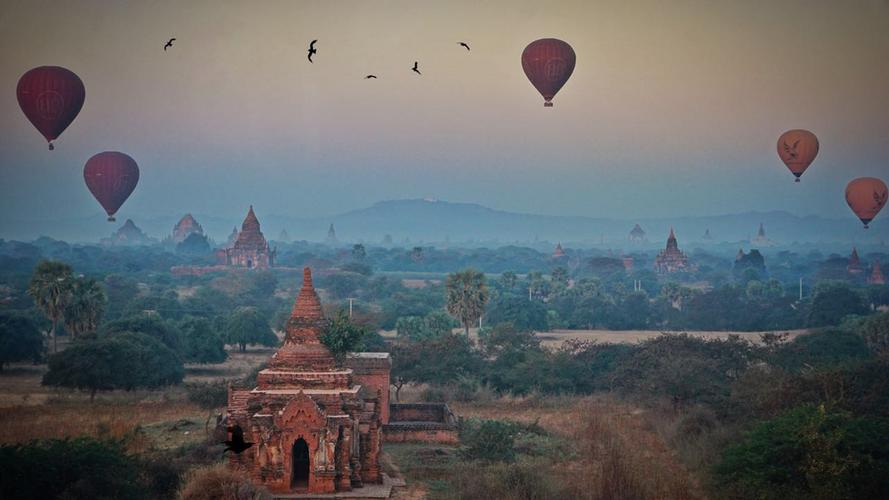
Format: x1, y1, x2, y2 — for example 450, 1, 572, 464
307, 39, 317, 63
164, 38, 175, 51
365, 74, 377, 79
223, 424, 254, 455
412, 61, 421, 75
459, 42, 470, 51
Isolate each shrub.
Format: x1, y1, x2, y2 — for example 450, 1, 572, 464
460, 419, 517, 462
0, 312, 44, 370
772, 328, 873, 371
0, 437, 145, 500
178, 464, 269, 500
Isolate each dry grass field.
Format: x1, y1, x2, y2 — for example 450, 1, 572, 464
537, 328, 808, 348
0, 348, 270, 449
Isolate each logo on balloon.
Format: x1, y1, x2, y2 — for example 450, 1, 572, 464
36, 91, 65, 120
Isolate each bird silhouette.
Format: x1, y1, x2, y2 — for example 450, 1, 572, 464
164, 38, 175, 51
223, 424, 254, 455
459, 42, 470, 51
365, 75, 378, 79
412, 61, 421, 75
307, 40, 317, 63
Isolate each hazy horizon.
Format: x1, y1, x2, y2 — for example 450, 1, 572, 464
2, 0, 889, 228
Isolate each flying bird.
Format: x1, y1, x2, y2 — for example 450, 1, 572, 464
164, 38, 175, 51
223, 424, 254, 455
307, 39, 317, 63
412, 61, 421, 75
459, 42, 470, 51
365, 75, 377, 79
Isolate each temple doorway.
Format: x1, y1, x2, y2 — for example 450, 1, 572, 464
292, 438, 310, 489
246, 259, 253, 269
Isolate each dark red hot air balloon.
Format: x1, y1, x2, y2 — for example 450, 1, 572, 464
521, 38, 576, 107
83, 152, 139, 222
17, 66, 85, 150
845, 177, 888, 229
776, 129, 819, 182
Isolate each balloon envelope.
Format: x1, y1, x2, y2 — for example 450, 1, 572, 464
521, 38, 576, 107
776, 129, 818, 182
83, 152, 139, 222
17, 66, 85, 150
845, 177, 888, 228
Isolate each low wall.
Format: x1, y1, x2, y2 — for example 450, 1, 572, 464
383, 403, 459, 444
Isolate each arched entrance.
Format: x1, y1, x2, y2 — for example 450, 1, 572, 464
292, 438, 310, 489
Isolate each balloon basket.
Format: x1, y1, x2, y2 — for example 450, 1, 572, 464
48, 143, 54, 151
794, 178, 800, 183
107, 216, 116, 222
544, 102, 553, 107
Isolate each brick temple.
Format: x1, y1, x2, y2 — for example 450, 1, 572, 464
226, 267, 390, 495
654, 228, 688, 274
219, 206, 276, 269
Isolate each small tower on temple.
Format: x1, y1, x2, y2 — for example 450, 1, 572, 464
326, 224, 338, 246
848, 247, 864, 274
654, 228, 689, 274
171, 214, 204, 243
869, 259, 886, 285
751, 222, 773, 246
225, 226, 239, 248
552, 242, 566, 259
629, 224, 646, 243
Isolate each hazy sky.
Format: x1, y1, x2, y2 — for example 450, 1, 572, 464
1, 0, 888, 227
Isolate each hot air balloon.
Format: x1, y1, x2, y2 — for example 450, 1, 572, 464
521, 38, 576, 107
83, 152, 139, 222
17, 66, 85, 150
845, 177, 888, 229
776, 129, 819, 182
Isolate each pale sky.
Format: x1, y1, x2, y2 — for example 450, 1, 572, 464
1, 0, 888, 227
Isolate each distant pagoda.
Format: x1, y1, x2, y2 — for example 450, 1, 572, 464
326, 224, 338, 245
278, 228, 291, 242
654, 228, 688, 274
103, 219, 154, 246
629, 224, 646, 243
869, 259, 886, 285
703, 228, 712, 240
848, 247, 864, 274
219, 206, 276, 269
225, 226, 239, 248
172, 214, 203, 243
750, 223, 773, 247
552, 242, 566, 258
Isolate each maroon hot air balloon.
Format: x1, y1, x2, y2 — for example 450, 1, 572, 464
17, 66, 85, 150
521, 38, 576, 107
83, 152, 139, 222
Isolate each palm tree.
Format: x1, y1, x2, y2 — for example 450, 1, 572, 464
446, 269, 489, 336
27, 260, 74, 353
64, 277, 107, 340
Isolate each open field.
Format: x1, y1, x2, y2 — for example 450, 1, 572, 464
537, 328, 808, 348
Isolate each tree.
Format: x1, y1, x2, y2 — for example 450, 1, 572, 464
319, 310, 369, 362
223, 307, 277, 352
446, 269, 489, 336
550, 266, 568, 286
395, 310, 455, 340
0, 313, 44, 371
485, 296, 548, 332
351, 243, 366, 261
43, 332, 184, 400
860, 312, 889, 359
809, 282, 867, 327
178, 316, 227, 363
103, 314, 182, 352
714, 405, 889, 500
498, 271, 517, 290
63, 277, 106, 340
27, 260, 73, 353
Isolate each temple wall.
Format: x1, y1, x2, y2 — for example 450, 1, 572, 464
346, 353, 391, 424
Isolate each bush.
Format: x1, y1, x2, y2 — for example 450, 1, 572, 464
771, 328, 873, 371
319, 311, 368, 362
0, 437, 146, 500
187, 381, 230, 409
460, 419, 518, 462
395, 310, 456, 340
714, 404, 889, 499
102, 314, 182, 352
43, 332, 184, 399
484, 295, 549, 332
178, 464, 269, 500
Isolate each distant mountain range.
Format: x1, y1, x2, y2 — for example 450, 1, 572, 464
1, 199, 886, 247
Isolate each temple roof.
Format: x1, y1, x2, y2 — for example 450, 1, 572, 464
630, 224, 646, 237
290, 267, 324, 323
232, 205, 270, 250
553, 242, 566, 258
